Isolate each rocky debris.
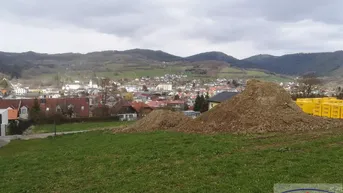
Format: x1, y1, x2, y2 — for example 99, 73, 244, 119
177, 80, 342, 134
23, 125, 35, 135
115, 109, 191, 133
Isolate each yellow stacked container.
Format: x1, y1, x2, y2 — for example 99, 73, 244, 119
321, 103, 332, 118
295, 97, 343, 118
313, 98, 323, 104
296, 101, 315, 114
313, 103, 322, 116
340, 106, 343, 119
331, 104, 341, 119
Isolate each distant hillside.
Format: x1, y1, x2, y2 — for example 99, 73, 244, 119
185, 51, 239, 64
241, 51, 343, 76
122, 49, 183, 62
243, 54, 277, 63
1, 49, 343, 79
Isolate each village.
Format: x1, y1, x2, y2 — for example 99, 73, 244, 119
0, 72, 341, 137
0, 74, 245, 127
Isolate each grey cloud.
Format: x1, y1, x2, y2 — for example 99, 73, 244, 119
198, 0, 343, 23
2, 0, 343, 56
3, 0, 343, 37
1, 0, 167, 37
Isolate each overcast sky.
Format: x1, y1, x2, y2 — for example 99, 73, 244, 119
1, 0, 343, 59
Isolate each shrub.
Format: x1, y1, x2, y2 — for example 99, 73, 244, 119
8, 120, 33, 135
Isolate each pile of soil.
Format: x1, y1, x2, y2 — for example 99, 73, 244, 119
117, 109, 191, 133
177, 80, 341, 134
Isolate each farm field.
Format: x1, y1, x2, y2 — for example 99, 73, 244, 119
218, 67, 292, 82
1, 129, 343, 193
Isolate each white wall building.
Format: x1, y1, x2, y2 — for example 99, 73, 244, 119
63, 84, 81, 90
19, 106, 29, 120
156, 84, 172, 91
0, 109, 9, 136
14, 87, 28, 95
88, 80, 98, 89
124, 86, 138, 92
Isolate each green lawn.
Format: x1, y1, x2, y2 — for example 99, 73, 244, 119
32, 121, 132, 134
1, 130, 343, 192
218, 67, 292, 82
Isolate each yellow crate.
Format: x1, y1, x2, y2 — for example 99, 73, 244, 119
340, 106, 343, 119
296, 101, 315, 114
331, 104, 341, 119
313, 98, 323, 104
321, 103, 331, 118
322, 97, 337, 101
313, 103, 322, 116
296, 98, 313, 102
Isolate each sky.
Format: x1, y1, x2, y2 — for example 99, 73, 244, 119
1, 0, 343, 59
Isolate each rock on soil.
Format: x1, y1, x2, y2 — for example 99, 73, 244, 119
177, 80, 342, 134
116, 109, 191, 133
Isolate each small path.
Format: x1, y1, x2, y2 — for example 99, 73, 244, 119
0, 130, 91, 148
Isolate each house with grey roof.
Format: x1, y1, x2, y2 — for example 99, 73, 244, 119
207, 91, 238, 110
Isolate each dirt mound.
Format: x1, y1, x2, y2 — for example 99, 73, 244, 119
117, 109, 191, 133
177, 80, 341, 134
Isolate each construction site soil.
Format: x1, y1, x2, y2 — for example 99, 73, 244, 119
176, 80, 343, 134
115, 110, 191, 133
114, 80, 343, 134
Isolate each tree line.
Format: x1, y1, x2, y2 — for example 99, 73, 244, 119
193, 92, 209, 113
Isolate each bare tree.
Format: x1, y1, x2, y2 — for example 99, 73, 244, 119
232, 80, 240, 88
298, 73, 321, 97
100, 77, 110, 105
142, 85, 149, 92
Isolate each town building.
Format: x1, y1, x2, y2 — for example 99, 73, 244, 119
14, 87, 28, 95
110, 100, 138, 121
131, 101, 153, 118
182, 110, 201, 119
156, 84, 172, 91
0, 98, 90, 119
0, 109, 9, 136
207, 92, 238, 110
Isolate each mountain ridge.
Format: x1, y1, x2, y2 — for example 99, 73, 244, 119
1, 49, 343, 78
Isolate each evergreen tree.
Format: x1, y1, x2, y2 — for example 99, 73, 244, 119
31, 98, 40, 113
200, 95, 205, 107
30, 98, 41, 123
194, 94, 201, 111
200, 94, 209, 113
232, 80, 240, 88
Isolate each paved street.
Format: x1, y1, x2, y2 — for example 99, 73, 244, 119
0, 130, 91, 148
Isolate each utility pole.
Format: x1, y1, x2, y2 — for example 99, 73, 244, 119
54, 119, 56, 137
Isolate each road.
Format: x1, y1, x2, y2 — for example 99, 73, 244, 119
0, 130, 91, 148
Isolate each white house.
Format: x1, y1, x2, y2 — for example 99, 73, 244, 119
63, 84, 81, 90
0, 109, 9, 136
14, 87, 28, 95
19, 106, 29, 120
88, 80, 98, 89
156, 84, 172, 91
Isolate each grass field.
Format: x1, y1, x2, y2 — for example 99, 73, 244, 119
218, 67, 292, 82
1, 130, 343, 193
32, 121, 132, 134
30, 64, 292, 83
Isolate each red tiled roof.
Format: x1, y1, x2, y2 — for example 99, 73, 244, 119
146, 101, 166, 108
167, 100, 185, 104
131, 101, 152, 112
0, 98, 90, 117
